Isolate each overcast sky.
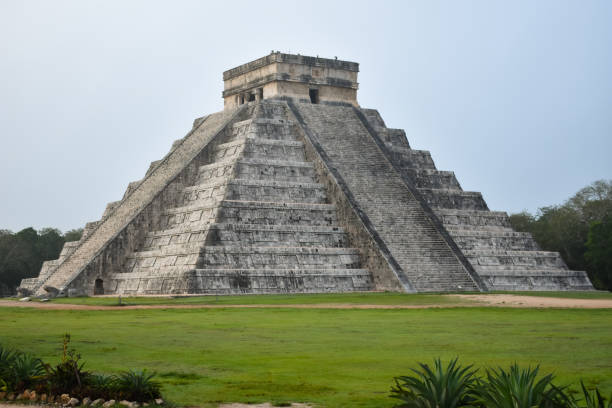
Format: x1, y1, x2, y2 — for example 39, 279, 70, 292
1, 1, 611, 232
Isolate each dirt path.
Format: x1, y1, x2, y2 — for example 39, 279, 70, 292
0, 300, 461, 310
451, 294, 612, 309
1, 294, 610, 310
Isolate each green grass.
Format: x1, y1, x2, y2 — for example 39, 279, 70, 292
1, 306, 611, 407
36, 290, 612, 307
45, 292, 476, 307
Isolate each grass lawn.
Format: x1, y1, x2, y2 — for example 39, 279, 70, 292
1, 305, 611, 407
30, 290, 612, 307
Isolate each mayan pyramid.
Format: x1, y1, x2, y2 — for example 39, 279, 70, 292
19, 52, 593, 296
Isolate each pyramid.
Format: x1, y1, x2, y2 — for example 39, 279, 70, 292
19, 52, 593, 296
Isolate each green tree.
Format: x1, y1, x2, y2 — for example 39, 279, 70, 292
0, 226, 84, 296
64, 228, 83, 242
585, 217, 612, 290
508, 212, 535, 234
509, 179, 612, 291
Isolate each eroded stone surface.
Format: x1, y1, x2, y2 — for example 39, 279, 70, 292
18, 53, 593, 295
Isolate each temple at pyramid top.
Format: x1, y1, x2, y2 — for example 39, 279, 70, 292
222, 52, 360, 109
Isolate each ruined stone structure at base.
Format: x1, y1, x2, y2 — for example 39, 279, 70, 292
20, 52, 593, 296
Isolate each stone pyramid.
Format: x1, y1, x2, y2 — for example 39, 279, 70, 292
19, 52, 593, 296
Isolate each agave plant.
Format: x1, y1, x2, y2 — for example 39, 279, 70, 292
115, 369, 161, 401
84, 373, 118, 399
474, 363, 567, 408
0, 345, 16, 381
564, 382, 612, 408
390, 358, 478, 408
8, 352, 45, 391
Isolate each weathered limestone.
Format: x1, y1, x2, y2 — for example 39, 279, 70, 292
359, 108, 593, 291
19, 53, 593, 295
223, 52, 359, 109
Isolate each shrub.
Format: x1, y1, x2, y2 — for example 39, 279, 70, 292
390, 358, 478, 408
85, 373, 117, 400
566, 382, 612, 408
44, 333, 91, 396
115, 369, 161, 402
0, 345, 16, 383
7, 352, 45, 392
473, 363, 566, 408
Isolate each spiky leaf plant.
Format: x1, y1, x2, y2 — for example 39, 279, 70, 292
565, 382, 612, 408
0, 345, 16, 382
115, 369, 161, 401
474, 363, 566, 408
8, 353, 45, 391
390, 358, 478, 408
81, 373, 118, 400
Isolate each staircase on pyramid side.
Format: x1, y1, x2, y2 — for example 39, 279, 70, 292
359, 108, 593, 291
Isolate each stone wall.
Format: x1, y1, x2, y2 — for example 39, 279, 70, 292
24, 105, 247, 296
223, 52, 359, 109
290, 102, 481, 292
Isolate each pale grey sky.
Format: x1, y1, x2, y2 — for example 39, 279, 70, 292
1, 0, 611, 232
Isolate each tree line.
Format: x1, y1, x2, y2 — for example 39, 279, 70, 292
509, 179, 612, 291
0, 228, 82, 296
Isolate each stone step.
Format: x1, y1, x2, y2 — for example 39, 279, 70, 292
128, 242, 203, 259
198, 158, 316, 185
479, 270, 593, 291
242, 137, 306, 161
471, 264, 568, 273
419, 188, 488, 211
211, 138, 246, 160
82, 221, 100, 239
463, 250, 567, 270
435, 208, 512, 229
224, 179, 327, 204
123, 180, 143, 199
211, 137, 307, 162
405, 169, 462, 190
450, 230, 540, 251
181, 181, 228, 207
388, 149, 436, 170
234, 158, 316, 183
102, 200, 121, 219
217, 200, 339, 226
181, 178, 328, 206
377, 128, 410, 149
242, 117, 298, 141
445, 225, 515, 233
124, 242, 203, 273
197, 158, 237, 185
107, 268, 374, 295
207, 223, 348, 247
142, 225, 210, 250
159, 203, 217, 229
361, 108, 386, 128
201, 246, 361, 269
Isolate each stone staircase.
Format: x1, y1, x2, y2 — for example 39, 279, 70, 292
292, 103, 481, 292
104, 101, 373, 295
361, 108, 593, 291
